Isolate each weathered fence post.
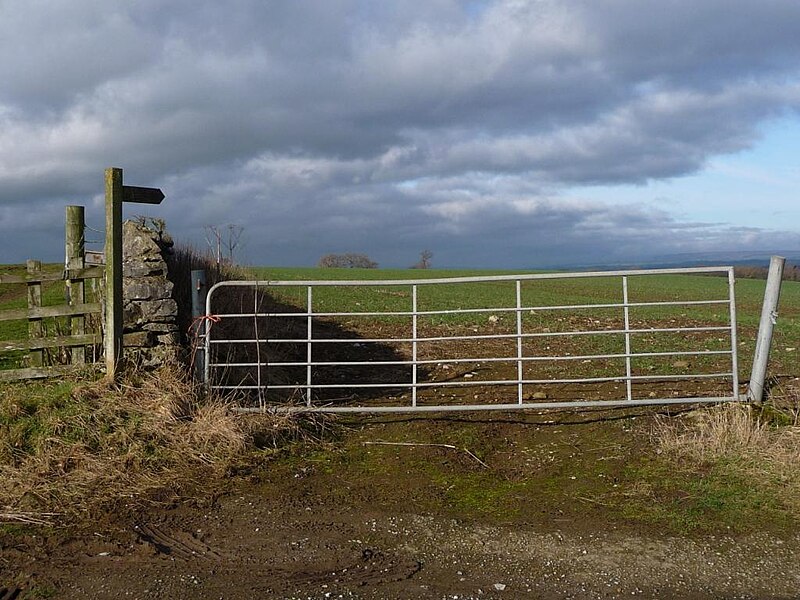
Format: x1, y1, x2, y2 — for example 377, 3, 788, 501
26, 260, 43, 367
747, 255, 786, 403
105, 168, 124, 380
191, 269, 208, 382
66, 205, 86, 365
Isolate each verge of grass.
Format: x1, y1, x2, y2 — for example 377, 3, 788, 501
615, 454, 793, 533
0, 363, 320, 525
649, 389, 800, 531
262, 406, 800, 534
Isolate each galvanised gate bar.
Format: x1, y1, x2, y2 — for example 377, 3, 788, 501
203, 267, 741, 413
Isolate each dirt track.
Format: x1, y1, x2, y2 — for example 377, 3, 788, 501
3, 411, 800, 599
3, 491, 799, 599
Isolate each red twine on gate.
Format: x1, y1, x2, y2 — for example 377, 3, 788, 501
188, 314, 222, 372
189, 314, 222, 336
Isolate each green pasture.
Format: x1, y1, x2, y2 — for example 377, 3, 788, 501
3, 262, 798, 378
247, 266, 800, 378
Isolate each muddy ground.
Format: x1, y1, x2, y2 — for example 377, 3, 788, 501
2, 407, 800, 599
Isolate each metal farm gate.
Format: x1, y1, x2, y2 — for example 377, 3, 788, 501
203, 267, 742, 413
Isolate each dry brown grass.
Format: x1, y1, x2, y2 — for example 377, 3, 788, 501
0, 242, 332, 526
0, 362, 325, 524
654, 384, 800, 513
768, 381, 800, 427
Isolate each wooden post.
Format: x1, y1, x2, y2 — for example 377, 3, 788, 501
66, 205, 86, 365
26, 259, 43, 367
103, 167, 164, 381
105, 168, 124, 380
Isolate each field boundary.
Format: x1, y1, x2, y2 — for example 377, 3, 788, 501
0, 257, 103, 381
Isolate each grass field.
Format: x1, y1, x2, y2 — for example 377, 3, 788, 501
1, 262, 800, 561
217, 266, 800, 533
240, 265, 800, 381
3, 262, 797, 381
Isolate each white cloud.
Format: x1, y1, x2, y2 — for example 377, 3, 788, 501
0, 0, 799, 265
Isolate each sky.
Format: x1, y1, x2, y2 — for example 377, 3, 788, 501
1, 0, 799, 269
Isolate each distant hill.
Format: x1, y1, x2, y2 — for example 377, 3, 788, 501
572, 250, 800, 271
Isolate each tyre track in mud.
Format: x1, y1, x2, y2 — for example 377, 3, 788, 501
5, 503, 800, 600
3, 409, 800, 599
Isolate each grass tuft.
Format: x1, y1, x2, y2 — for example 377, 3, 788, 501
653, 390, 800, 518
0, 362, 321, 524
764, 381, 800, 426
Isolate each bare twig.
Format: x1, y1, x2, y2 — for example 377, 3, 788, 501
576, 496, 611, 507
0, 512, 60, 526
362, 441, 489, 469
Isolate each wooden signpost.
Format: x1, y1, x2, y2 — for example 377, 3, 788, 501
104, 167, 165, 381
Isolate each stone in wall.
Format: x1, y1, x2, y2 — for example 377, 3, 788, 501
121, 220, 179, 368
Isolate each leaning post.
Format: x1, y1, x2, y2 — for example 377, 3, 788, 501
104, 168, 124, 380
747, 255, 786, 403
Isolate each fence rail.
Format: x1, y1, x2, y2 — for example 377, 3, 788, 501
0, 256, 102, 381
204, 266, 742, 413
0, 303, 101, 322
0, 267, 103, 285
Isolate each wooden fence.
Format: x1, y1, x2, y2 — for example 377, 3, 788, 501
0, 206, 104, 382
0, 261, 104, 382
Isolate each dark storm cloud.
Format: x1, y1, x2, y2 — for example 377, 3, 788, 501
1, 0, 799, 265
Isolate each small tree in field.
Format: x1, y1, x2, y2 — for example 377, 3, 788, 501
204, 224, 245, 266
411, 250, 433, 269
318, 253, 378, 269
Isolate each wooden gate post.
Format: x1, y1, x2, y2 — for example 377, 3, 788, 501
103, 167, 166, 381
66, 205, 86, 365
104, 168, 124, 380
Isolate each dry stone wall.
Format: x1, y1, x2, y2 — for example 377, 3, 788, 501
121, 220, 179, 367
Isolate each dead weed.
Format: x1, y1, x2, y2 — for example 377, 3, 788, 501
654, 384, 800, 513
0, 363, 322, 523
